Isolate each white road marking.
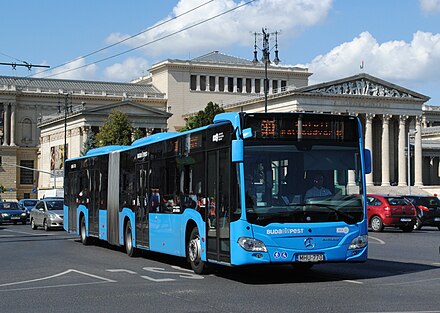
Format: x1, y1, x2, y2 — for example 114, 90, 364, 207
359, 311, 440, 313
142, 267, 204, 280
343, 279, 363, 284
2, 229, 54, 236
0, 281, 110, 292
141, 275, 175, 282
368, 235, 386, 245
106, 269, 138, 274
0, 269, 116, 287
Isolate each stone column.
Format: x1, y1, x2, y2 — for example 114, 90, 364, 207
2, 103, 9, 146
414, 116, 423, 186
215, 76, 219, 92
365, 113, 374, 186
196, 75, 200, 91
10, 103, 16, 146
398, 115, 408, 186
381, 114, 391, 186
233, 77, 237, 93
251, 78, 255, 93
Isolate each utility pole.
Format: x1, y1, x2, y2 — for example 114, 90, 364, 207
252, 28, 281, 113
58, 93, 72, 163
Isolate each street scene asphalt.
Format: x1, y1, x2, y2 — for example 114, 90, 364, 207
1, 224, 439, 313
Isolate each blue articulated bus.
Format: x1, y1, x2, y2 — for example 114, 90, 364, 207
64, 112, 371, 274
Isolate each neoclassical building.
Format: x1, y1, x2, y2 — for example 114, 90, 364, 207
0, 76, 167, 199
1, 51, 440, 199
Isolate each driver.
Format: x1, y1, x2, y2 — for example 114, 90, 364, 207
305, 174, 332, 200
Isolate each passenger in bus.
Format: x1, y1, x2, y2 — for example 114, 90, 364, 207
149, 188, 161, 213
304, 174, 332, 201
208, 197, 216, 228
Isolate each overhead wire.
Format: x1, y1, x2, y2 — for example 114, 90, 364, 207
41, 0, 256, 79
32, 0, 215, 78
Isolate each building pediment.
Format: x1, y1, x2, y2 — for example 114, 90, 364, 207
86, 100, 171, 117
298, 73, 430, 101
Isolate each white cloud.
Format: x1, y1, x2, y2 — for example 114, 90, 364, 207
104, 57, 149, 81
420, 0, 440, 14
106, 0, 333, 57
34, 58, 97, 80
303, 31, 440, 87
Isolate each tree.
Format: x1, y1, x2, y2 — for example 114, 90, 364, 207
80, 129, 96, 156
96, 109, 134, 147
132, 127, 144, 142
180, 102, 225, 131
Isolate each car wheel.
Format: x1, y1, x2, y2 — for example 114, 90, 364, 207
43, 219, 50, 231
187, 227, 208, 274
31, 219, 37, 230
124, 221, 138, 257
370, 216, 384, 232
414, 217, 423, 230
80, 215, 91, 245
400, 225, 413, 232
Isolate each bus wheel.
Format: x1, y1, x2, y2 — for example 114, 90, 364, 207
80, 215, 90, 245
124, 221, 137, 257
188, 227, 208, 274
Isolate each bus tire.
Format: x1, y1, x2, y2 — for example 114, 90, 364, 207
187, 227, 208, 274
124, 221, 138, 257
80, 215, 91, 245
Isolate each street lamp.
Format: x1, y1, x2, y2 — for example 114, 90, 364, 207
252, 28, 280, 113
58, 93, 72, 163
407, 129, 417, 195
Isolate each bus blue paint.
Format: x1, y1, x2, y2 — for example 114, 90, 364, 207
76, 205, 89, 236
64, 112, 369, 274
119, 208, 135, 246
99, 210, 108, 240
63, 204, 69, 232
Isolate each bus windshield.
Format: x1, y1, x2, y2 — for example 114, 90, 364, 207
244, 143, 364, 226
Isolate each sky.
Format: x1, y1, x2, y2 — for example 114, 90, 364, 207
1, 0, 439, 104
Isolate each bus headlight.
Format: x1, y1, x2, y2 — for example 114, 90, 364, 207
348, 235, 368, 250
238, 237, 267, 252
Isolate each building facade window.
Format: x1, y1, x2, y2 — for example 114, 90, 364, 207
20, 160, 34, 185
200, 76, 206, 91
273, 80, 278, 93
219, 77, 225, 92
246, 78, 251, 93
190, 75, 197, 91
228, 77, 233, 92
281, 80, 287, 91
255, 79, 261, 93
21, 118, 33, 144
209, 76, 215, 91
237, 78, 243, 93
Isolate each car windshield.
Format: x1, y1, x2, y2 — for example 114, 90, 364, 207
46, 201, 64, 210
0, 202, 19, 210
244, 143, 364, 226
23, 200, 37, 207
419, 197, 440, 207
385, 197, 408, 206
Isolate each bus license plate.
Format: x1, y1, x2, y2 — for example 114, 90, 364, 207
297, 254, 324, 262
400, 218, 411, 222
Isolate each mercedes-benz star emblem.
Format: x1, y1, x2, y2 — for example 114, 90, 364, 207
304, 237, 315, 249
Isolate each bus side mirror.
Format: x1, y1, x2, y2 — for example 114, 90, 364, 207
232, 140, 244, 162
242, 128, 253, 139
364, 149, 372, 174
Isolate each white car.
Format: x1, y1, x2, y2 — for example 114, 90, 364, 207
30, 199, 64, 231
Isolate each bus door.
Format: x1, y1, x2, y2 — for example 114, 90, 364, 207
88, 170, 100, 236
135, 162, 149, 247
206, 149, 231, 263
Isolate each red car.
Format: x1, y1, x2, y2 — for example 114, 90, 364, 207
367, 194, 416, 232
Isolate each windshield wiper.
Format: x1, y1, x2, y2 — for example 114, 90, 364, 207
305, 203, 357, 223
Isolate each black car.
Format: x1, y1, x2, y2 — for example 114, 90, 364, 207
0, 201, 28, 225
404, 196, 440, 230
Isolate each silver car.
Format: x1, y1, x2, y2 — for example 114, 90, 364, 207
30, 199, 64, 231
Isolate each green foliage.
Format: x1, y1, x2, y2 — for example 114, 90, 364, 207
80, 129, 96, 156
96, 110, 134, 147
180, 102, 225, 131
132, 128, 144, 142
0, 184, 4, 193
